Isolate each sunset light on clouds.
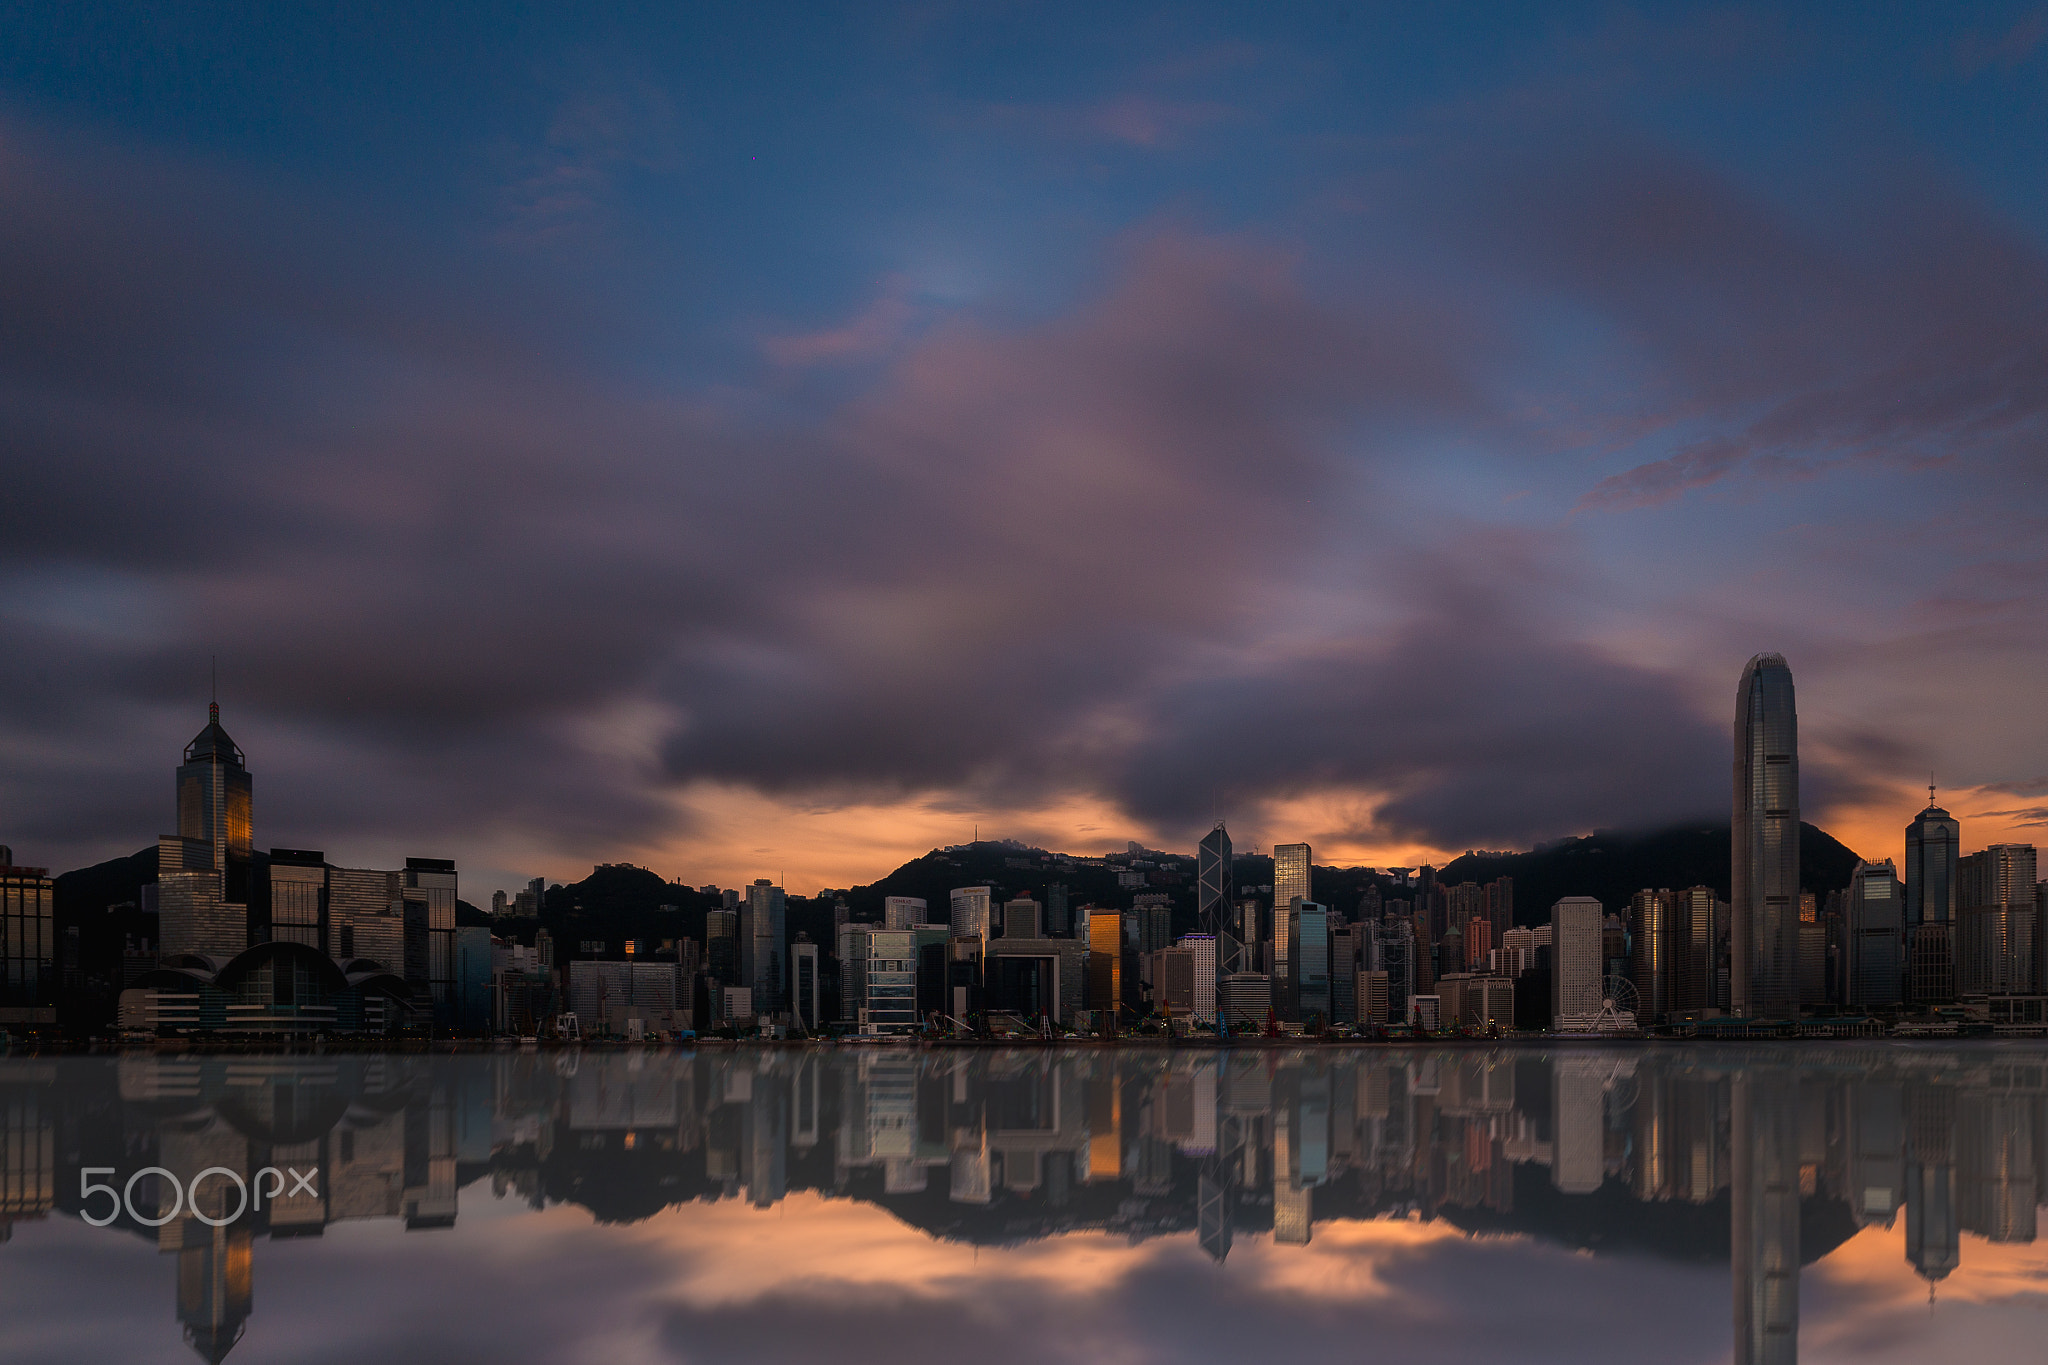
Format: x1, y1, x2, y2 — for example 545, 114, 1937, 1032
1, 4, 2045, 895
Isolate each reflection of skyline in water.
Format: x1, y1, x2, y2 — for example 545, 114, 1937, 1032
0, 1045, 2040, 1362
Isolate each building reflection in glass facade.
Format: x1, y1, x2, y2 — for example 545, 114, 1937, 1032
4, 1044, 2045, 1362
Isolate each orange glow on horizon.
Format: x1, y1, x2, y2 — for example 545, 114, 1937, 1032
513, 767, 2035, 899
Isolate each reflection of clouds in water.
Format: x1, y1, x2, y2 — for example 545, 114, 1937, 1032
0, 1047, 2044, 1365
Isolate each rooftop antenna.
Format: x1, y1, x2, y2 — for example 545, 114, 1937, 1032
210, 654, 219, 724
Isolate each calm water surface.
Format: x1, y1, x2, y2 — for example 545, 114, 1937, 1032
0, 1043, 2042, 1364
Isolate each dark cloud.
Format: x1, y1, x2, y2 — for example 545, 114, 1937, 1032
1414, 129, 2048, 512
1104, 558, 1731, 847
5, 68, 2048, 880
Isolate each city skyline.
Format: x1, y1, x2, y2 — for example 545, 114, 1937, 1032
4, 6, 2048, 898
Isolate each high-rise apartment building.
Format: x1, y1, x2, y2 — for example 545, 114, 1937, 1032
1957, 845, 2038, 994
1732, 653, 1801, 1018
1552, 897, 1606, 1026
1131, 895, 1172, 955
1845, 860, 1904, 1009
1464, 915, 1493, 972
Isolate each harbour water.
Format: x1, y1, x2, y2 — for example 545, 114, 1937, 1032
0, 1043, 2042, 1363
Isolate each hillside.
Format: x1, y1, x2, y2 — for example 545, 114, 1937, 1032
50, 820, 1871, 965
1432, 822, 1862, 927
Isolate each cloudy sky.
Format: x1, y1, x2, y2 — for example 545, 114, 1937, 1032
3, 3, 2045, 896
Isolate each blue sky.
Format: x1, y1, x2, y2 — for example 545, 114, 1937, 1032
2, 3, 2045, 892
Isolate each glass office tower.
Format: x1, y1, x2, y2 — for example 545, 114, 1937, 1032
1846, 860, 1904, 1009
743, 880, 787, 1013
1289, 902, 1330, 1021
1198, 823, 1238, 972
1273, 843, 1311, 987
1904, 795, 1959, 1003
1732, 654, 1801, 1018
177, 702, 253, 884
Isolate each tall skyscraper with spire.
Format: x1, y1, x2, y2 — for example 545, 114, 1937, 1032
160, 702, 255, 959
1197, 823, 1239, 971
1904, 789, 1959, 1002
1732, 653, 1801, 1018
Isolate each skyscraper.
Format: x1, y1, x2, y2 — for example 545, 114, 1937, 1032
1629, 889, 1676, 1024
1905, 794, 1959, 1004
707, 909, 738, 983
883, 896, 926, 930
1182, 932, 1217, 1022
790, 939, 822, 1032
1197, 823, 1237, 971
177, 702, 253, 886
160, 703, 255, 959
140, 709, 426, 1033
742, 880, 787, 1013
1733, 653, 1801, 1018
949, 886, 992, 944
1845, 859, 1904, 1009
1673, 891, 1718, 1009
1289, 901, 1330, 1022
1370, 915, 1414, 1025
1957, 844, 2038, 994
1484, 876, 1515, 938
1087, 910, 1122, 1030
1551, 897, 1605, 1026
1046, 882, 1070, 937
1273, 843, 1310, 987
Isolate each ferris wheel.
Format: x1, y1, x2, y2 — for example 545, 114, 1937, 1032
1600, 975, 1640, 1017
1571, 974, 1639, 1035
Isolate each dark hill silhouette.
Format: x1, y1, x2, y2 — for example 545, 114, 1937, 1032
1428, 821, 1862, 926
